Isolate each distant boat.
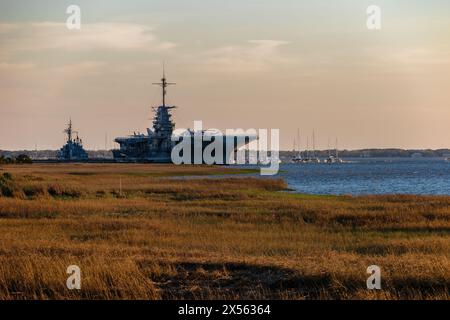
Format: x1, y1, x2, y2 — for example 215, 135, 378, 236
325, 138, 344, 164
308, 130, 321, 163
325, 155, 344, 164
291, 129, 303, 163
57, 119, 88, 161
291, 130, 322, 164
291, 155, 303, 163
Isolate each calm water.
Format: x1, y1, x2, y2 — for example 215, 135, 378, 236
249, 158, 450, 196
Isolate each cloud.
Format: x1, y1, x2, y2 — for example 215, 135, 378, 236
0, 62, 35, 71
389, 47, 450, 66
0, 23, 20, 34
200, 40, 290, 73
0, 22, 177, 58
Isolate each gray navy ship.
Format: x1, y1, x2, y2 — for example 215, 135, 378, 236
113, 71, 255, 164
57, 119, 88, 161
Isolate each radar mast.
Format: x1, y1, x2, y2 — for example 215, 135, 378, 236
64, 118, 73, 143
152, 64, 176, 107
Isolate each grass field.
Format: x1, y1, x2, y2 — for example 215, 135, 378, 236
0, 163, 449, 300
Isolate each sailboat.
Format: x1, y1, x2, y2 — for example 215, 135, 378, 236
291, 129, 303, 163
308, 130, 321, 163
325, 138, 344, 164
293, 131, 320, 163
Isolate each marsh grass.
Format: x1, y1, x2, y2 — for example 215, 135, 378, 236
0, 163, 448, 300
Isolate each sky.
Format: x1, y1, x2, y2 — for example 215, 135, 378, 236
0, 0, 449, 150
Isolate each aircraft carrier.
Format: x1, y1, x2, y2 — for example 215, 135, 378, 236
112, 71, 255, 164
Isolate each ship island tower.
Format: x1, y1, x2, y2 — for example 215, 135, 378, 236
113, 67, 177, 162
149, 68, 177, 161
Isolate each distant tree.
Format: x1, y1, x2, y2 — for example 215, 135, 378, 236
16, 154, 32, 164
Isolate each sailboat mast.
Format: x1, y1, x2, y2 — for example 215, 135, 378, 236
335, 138, 339, 158
312, 130, 316, 158
328, 137, 331, 157
306, 136, 310, 159
64, 118, 73, 143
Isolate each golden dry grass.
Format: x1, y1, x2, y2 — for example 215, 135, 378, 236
0, 163, 449, 300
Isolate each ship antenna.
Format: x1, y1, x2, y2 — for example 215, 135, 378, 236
163, 61, 166, 79
64, 118, 73, 143
153, 63, 176, 107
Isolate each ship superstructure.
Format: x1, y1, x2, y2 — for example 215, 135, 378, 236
113, 70, 176, 162
57, 119, 88, 161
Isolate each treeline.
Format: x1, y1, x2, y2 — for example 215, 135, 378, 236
281, 148, 450, 159
1, 149, 449, 161
0, 154, 33, 164
0, 150, 113, 160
